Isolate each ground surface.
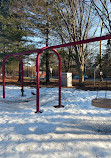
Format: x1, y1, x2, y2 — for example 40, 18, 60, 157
0, 86, 111, 158
1, 76, 111, 90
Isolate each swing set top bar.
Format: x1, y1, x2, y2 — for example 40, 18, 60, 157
45, 34, 111, 50
2, 35, 111, 59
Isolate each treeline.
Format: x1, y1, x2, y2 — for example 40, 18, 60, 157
0, 0, 111, 83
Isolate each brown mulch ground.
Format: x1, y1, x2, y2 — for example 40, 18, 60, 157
0, 76, 111, 91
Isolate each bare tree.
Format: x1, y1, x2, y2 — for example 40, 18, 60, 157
11, 0, 55, 83
91, 0, 111, 81
52, 0, 97, 84
91, 0, 111, 33
11, 0, 99, 84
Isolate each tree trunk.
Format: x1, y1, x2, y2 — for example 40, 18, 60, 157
18, 42, 21, 82
18, 62, 21, 82
45, 1, 50, 83
79, 63, 84, 85
46, 51, 49, 83
78, 53, 84, 85
45, 19, 50, 83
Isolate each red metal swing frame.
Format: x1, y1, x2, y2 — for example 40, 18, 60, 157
2, 35, 111, 113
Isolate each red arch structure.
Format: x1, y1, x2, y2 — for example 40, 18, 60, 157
36, 48, 63, 113
2, 49, 40, 98
2, 35, 111, 113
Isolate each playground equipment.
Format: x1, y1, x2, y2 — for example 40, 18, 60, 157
36, 48, 63, 112
92, 37, 111, 109
2, 49, 39, 98
2, 34, 111, 112
92, 98, 111, 108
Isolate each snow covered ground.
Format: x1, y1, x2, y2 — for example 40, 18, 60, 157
0, 85, 111, 158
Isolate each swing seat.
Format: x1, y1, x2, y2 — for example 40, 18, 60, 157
92, 98, 111, 108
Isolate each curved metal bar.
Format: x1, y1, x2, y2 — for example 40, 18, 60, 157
2, 35, 111, 62
2, 49, 40, 99
2, 55, 24, 98
35, 48, 62, 113
51, 49, 62, 108
36, 51, 41, 113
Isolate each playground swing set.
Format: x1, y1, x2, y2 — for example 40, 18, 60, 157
2, 34, 111, 113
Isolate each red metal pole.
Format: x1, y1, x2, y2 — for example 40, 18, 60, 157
0, 35, 110, 60
59, 57, 61, 108
35, 48, 62, 111
46, 35, 111, 50
19, 58, 24, 96
51, 49, 62, 108
35, 52, 41, 113
59, 53, 62, 108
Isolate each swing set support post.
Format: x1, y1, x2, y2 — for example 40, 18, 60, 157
35, 48, 62, 113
